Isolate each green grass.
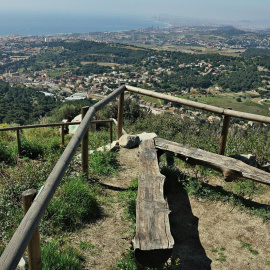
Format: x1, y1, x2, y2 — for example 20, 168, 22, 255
193, 96, 269, 116
160, 164, 270, 222
141, 95, 164, 106
118, 178, 138, 229
41, 238, 84, 270
0, 139, 15, 163
88, 130, 112, 149
79, 241, 95, 252
216, 252, 227, 262
240, 241, 259, 255
44, 176, 100, 233
0, 152, 61, 244
89, 151, 119, 177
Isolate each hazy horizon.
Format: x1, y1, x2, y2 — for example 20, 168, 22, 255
2, 0, 270, 23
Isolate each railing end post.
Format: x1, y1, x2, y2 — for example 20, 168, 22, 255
22, 189, 42, 270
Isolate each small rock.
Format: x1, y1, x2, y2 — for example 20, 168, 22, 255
16, 257, 26, 270
137, 132, 157, 144
119, 134, 140, 149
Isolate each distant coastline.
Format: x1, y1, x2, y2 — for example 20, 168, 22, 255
0, 12, 168, 37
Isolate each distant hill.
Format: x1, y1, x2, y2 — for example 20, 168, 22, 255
211, 26, 247, 38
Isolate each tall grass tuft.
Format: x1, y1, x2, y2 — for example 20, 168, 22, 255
44, 176, 100, 233
41, 238, 83, 270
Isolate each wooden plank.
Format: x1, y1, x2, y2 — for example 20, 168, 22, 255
134, 139, 174, 268
155, 138, 270, 185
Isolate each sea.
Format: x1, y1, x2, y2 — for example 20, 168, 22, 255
0, 12, 168, 37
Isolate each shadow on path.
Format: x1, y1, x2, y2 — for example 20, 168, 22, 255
163, 170, 212, 270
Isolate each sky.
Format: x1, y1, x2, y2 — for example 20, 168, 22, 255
2, 0, 270, 22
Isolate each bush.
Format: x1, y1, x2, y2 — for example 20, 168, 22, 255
41, 239, 83, 270
0, 140, 14, 164
102, 98, 147, 124
0, 153, 60, 243
20, 136, 44, 159
45, 176, 100, 232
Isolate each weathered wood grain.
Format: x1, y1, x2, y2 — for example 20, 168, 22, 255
155, 138, 270, 185
134, 139, 174, 268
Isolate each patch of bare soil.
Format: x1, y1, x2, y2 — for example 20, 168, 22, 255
168, 188, 270, 270
70, 147, 139, 269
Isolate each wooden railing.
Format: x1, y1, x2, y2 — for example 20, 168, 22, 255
0, 119, 114, 157
125, 85, 270, 155
0, 84, 269, 269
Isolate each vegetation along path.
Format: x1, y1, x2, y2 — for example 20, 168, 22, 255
70, 147, 139, 269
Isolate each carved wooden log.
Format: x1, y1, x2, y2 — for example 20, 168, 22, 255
134, 139, 174, 268
155, 138, 270, 185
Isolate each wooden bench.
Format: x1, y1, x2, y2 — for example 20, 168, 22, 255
134, 138, 270, 267
134, 139, 174, 268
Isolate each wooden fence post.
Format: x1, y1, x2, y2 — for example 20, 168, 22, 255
109, 121, 113, 143
61, 125, 65, 146
81, 106, 89, 177
16, 128, 22, 157
117, 84, 125, 140
218, 109, 232, 155
22, 189, 41, 270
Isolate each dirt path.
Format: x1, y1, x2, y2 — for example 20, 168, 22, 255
71, 147, 139, 269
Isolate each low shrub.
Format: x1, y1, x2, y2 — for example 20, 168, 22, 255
0, 140, 14, 164
0, 153, 60, 243
45, 176, 100, 232
20, 136, 44, 159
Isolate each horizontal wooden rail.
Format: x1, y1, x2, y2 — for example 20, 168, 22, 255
155, 138, 270, 185
0, 119, 114, 132
125, 85, 270, 124
0, 84, 126, 270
